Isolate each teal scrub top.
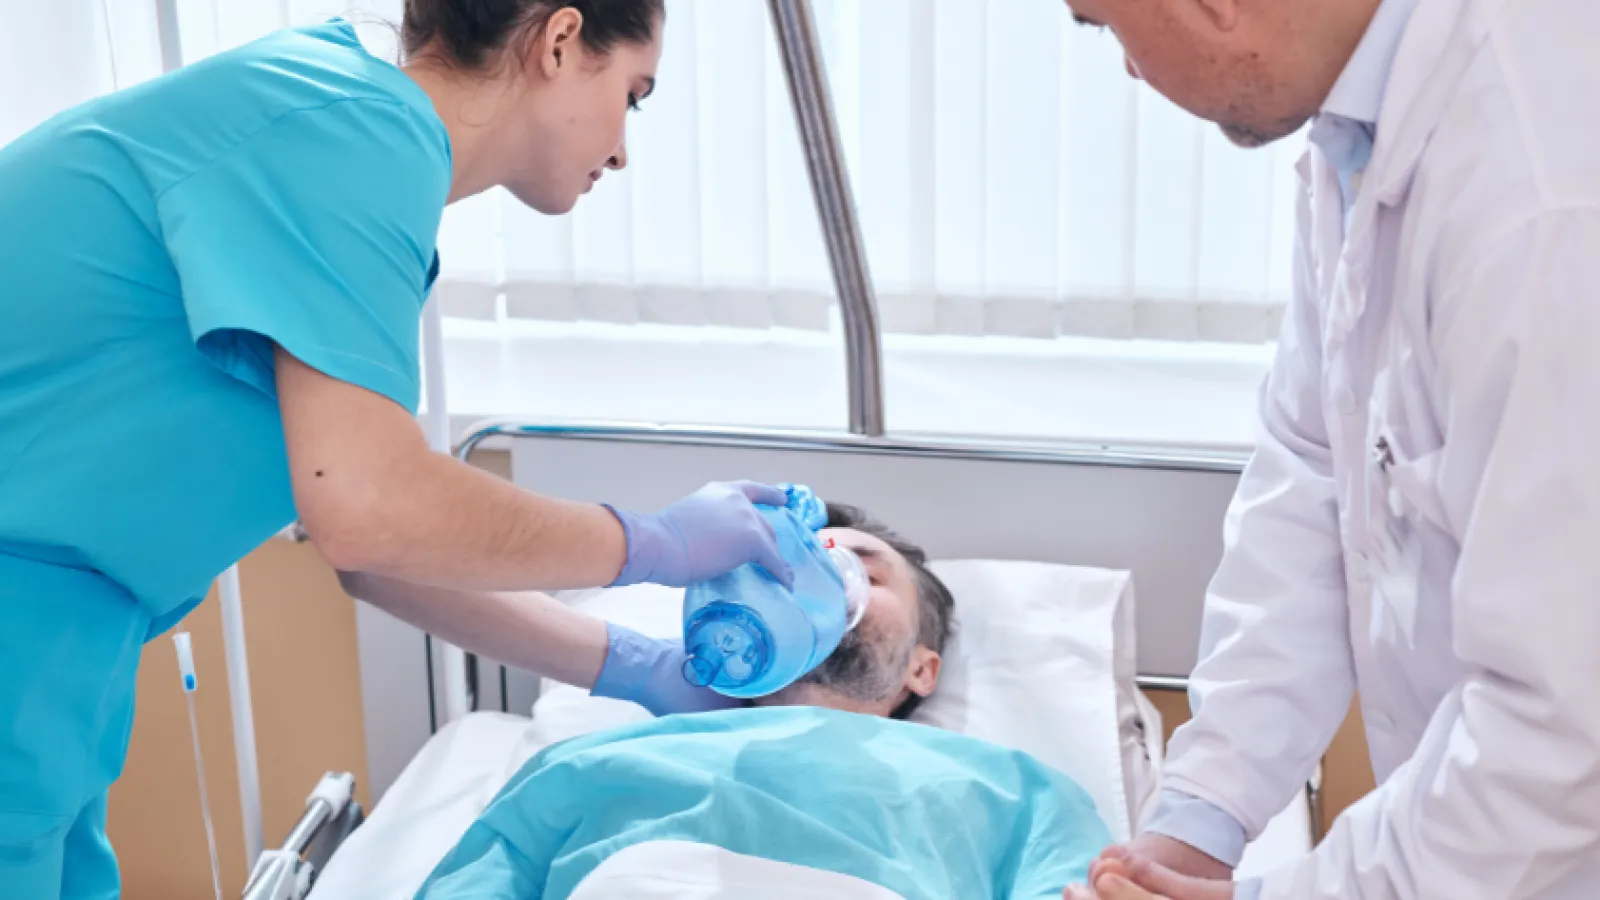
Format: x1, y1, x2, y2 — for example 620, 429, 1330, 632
0, 20, 451, 634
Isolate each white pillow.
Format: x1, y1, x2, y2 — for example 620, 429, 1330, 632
527, 565, 1156, 841
915, 561, 1153, 841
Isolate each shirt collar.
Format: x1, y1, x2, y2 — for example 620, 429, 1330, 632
1319, 0, 1419, 127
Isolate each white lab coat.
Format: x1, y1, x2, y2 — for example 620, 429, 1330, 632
1160, 0, 1600, 896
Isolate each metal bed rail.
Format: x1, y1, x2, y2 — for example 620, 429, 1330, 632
454, 420, 1251, 475
444, 416, 1248, 712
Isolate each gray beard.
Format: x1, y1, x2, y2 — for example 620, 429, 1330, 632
795, 625, 912, 703
1220, 121, 1280, 148
1218, 110, 1314, 149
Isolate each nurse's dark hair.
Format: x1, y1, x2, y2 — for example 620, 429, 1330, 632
824, 502, 955, 721
402, 0, 663, 70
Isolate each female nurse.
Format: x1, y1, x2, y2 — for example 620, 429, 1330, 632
0, 1, 784, 895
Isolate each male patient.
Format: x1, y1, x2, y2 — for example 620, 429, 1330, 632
343, 503, 1109, 899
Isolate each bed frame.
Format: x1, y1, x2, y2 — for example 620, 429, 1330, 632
246, 1, 1319, 893
277, 408, 1324, 892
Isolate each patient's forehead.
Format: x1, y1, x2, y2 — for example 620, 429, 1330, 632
818, 526, 902, 570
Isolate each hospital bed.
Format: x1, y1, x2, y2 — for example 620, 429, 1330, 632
245, 419, 1322, 898
238, 1, 1318, 894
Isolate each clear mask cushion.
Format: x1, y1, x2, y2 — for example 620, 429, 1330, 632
825, 542, 871, 631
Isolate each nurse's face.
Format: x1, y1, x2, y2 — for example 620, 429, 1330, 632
507, 9, 663, 214
1062, 0, 1319, 148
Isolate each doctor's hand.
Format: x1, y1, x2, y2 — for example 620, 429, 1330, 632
1065, 858, 1155, 900
606, 482, 795, 589
590, 624, 743, 716
1064, 850, 1235, 900
1118, 834, 1233, 881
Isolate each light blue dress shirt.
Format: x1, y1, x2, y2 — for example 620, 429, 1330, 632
1143, 2, 1417, 897
1309, 0, 1421, 216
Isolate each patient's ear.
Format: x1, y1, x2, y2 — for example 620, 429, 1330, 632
904, 646, 941, 697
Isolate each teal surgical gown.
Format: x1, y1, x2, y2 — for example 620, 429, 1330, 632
0, 20, 450, 897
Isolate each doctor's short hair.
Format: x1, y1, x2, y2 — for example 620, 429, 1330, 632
402, 0, 665, 71
824, 503, 955, 656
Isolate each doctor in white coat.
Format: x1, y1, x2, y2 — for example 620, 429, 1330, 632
1058, 0, 1600, 898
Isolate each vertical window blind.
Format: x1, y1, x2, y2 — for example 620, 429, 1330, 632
9, 0, 1300, 345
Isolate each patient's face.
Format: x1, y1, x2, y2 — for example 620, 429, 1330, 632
753, 527, 941, 717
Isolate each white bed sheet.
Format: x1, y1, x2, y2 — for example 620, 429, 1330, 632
309, 713, 543, 900
310, 711, 1314, 899
570, 841, 905, 899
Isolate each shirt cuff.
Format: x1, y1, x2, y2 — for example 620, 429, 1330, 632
1234, 877, 1264, 900
1144, 788, 1249, 869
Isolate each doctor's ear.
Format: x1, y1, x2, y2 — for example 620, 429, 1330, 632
1191, 0, 1242, 31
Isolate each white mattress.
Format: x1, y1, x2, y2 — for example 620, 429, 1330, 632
310, 712, 1313, 899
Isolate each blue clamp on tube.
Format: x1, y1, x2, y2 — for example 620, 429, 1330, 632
174, 631, 198, 692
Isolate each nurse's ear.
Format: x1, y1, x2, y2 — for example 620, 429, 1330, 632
530, 6, 584, 79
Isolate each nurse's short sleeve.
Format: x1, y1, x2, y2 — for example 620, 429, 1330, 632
157, 98, 450, 412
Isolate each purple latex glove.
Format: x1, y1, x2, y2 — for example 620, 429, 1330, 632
606, 481, 795, 589
591, 624, 743, 716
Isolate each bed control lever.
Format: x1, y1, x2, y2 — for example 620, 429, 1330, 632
303, 798, 365, 882
242, 772, 358, 900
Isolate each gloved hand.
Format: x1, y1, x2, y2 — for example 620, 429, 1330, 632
606, 481, 795, 589
590, 623, 743, 716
